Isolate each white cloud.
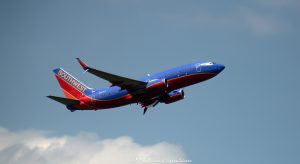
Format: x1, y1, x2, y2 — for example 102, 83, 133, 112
0, 127, 189, 164
158, 8, 284, 37
257, 0, 300, 8
161, 11, 233, 28
156, 0, 296, 37
241, 9, 282, 36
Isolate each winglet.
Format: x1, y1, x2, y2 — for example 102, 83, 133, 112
76, 58, 89, 70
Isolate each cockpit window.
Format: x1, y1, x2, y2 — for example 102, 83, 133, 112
200, 62, 214, 66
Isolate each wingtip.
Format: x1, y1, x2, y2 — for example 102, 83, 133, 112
76, 58, 88, 70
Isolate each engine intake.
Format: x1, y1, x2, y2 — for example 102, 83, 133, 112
162, 89, 184, 104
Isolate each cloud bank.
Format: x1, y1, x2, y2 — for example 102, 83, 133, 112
257, 0, 300, 8
241, 9, 281, 36
0, 127, 188, 164
156, 1, 297, 37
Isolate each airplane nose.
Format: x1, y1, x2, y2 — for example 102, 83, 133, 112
217, 64, 225, 72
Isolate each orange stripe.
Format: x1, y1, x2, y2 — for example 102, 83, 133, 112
61, 87, 97, 109
55, 73, 132, 101
55, 74, 88, 98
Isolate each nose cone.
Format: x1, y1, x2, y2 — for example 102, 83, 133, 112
216, 64, 225, 73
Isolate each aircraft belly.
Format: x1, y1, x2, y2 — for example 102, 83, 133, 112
167, 73, 217, 91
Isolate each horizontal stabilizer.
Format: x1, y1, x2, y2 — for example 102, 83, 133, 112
47, 95, 80, 106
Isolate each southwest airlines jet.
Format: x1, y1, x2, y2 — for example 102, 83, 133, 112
48, 58, 225, 114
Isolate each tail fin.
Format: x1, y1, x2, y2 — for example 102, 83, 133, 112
53, 68, 93, 99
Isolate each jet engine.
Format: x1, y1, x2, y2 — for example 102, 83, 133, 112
162, 89, 184, 104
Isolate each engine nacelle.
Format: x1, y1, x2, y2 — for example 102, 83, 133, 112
162, 89, 184, 104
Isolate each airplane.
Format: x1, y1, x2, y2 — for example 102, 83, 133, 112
47, 58, 225, 114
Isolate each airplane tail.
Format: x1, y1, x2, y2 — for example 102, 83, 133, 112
52, 68, 93, 99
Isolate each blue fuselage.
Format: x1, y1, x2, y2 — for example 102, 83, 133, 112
50, 59, 225, 111
90, 62, 224, 103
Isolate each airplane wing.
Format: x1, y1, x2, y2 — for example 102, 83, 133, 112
76, 58, 147, 92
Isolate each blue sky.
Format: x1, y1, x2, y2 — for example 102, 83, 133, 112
0, 0, 300, 163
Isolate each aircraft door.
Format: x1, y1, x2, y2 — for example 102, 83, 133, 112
90, 93, 97, 105
195, 63, 201, 72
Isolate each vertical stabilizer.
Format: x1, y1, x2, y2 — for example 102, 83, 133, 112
53, 68, 93, 99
